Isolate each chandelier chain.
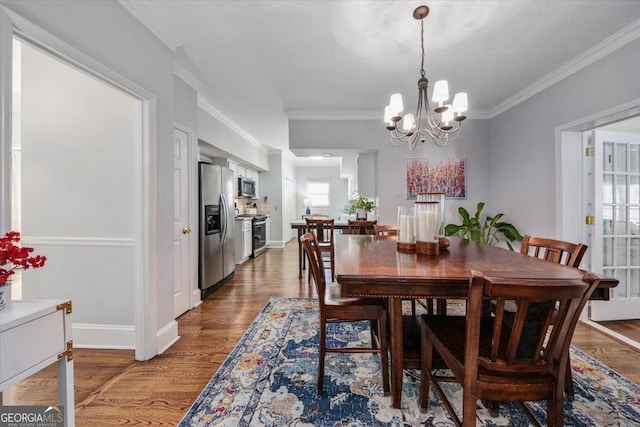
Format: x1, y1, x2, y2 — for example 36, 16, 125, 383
420, 19, 425, 78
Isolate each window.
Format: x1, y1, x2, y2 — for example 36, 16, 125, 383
307, 181, 330, 207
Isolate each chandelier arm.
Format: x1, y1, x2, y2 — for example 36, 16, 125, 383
389, 129, 421, 148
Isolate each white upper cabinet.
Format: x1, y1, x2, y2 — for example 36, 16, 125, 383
358, 153, 376, 198
348, 153, 376, 200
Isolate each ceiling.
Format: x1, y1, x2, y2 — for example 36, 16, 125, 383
121, 0, 640, 159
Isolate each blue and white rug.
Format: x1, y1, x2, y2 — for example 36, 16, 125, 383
179, 298, 640, 426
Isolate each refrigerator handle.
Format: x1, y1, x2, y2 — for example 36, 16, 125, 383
220, 193, 228, 244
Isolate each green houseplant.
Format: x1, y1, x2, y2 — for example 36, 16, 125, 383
348, 196, 375, 219
444, 202, 523, 250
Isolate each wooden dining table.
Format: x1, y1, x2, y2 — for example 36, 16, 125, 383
334, 234, 618, 408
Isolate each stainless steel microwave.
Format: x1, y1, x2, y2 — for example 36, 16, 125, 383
238, 177, 256, 198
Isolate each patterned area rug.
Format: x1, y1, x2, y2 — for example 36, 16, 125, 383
179, 298, 640, 426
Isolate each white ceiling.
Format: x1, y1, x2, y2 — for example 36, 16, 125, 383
122, 0, 640, 156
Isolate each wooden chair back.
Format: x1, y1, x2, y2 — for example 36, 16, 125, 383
520, 235, 588, 268
472, 273, 599, 377
420, 272, 601, 425
374, 224, 399, 236
347, 220, 377, 235
305, 218, 335, 245
301, 232, 328, 303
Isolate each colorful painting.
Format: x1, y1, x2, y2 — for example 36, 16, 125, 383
407, 157, 466, 199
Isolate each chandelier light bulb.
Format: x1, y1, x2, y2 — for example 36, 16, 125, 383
432, 80, 449, 104
442, 105, 454, 127
384, 105, 393, 123
403, 114, 415, 131
452, 92, 468, 113
389, 93, 404, 116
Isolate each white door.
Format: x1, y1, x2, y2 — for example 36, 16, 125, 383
173, 127, 192, 317
590, 129, 640, 321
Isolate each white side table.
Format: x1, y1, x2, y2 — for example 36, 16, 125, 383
0, 299, 75, 427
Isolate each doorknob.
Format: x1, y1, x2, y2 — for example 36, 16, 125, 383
182, 227, 191, 234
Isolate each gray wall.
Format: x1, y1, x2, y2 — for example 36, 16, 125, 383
174, 75, 198, 131
290, 119, 490, 226
261, 153, 284, 243
490, 37, 640, 238
295, 165, 350, 219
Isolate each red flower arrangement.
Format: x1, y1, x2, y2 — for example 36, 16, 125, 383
0, 231, 47, 286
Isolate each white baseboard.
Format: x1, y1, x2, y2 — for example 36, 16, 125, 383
267, 240, 286, 248
73, 323, 135, 349
156, 320, 180, 354
73, 320, 181, 356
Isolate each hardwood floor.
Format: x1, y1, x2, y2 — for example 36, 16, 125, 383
595, 319, 640, 344
5, 240, 640, 425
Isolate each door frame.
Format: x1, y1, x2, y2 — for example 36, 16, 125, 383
0, 7, 159, 360
556, 97, 640, 351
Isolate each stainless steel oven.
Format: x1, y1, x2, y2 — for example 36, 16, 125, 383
251, 216, 267, 257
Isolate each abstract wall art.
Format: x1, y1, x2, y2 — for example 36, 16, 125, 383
406, 157, 466, 199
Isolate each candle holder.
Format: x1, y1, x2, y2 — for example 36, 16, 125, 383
418, 192, 449, 249
397, 206, 415, 251
415, 201, 439, 255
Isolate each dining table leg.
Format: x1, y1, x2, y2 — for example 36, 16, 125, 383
297, 228, 303, 279
389, 298, 404, 408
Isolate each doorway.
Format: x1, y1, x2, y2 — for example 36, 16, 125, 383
559, 105, 640, 349
1, 6, 158, 360
12, 36, 140, 347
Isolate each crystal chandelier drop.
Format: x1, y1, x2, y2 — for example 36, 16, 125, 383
384, 5, 468, 149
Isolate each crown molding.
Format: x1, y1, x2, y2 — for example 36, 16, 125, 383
173, 61, 203, 91
286, 110, 491, 120
119, 0, 181, 52
287, 111, 380, 120
490, 17, 640, 118
197, 95, 268, 153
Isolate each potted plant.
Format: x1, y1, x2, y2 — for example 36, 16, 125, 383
444, 202, 523, 250
348, 196, 375, 220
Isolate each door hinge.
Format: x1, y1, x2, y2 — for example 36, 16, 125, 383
585, 147, 595, 157
58, 340, 73, 362
585, 215, 595, 225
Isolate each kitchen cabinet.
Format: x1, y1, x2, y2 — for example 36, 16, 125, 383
348, 153, 376, 200
234, 218, 252, 264
234, 163, 259, 198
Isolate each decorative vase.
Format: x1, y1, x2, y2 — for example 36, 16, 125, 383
356, 208, 367, 220
0, 284, 10, 311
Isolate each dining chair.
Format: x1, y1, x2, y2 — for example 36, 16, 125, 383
420, 271, 601, 427
373, 224, 399, 236
520, 235, 588, 267
301, 232, 390, 395
347, 220, 377, 235
519, 234, 588, 399
305, 218, 335, 283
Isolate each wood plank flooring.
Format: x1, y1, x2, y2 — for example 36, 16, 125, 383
595, 319, 640, 343
4, 240, 640, 426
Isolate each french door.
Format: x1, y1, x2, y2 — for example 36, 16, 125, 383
590, 129, 640, 321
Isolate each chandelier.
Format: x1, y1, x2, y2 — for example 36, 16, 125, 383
384, 5, 468, 149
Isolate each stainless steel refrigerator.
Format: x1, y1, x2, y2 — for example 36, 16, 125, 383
199, 162, 235, 297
